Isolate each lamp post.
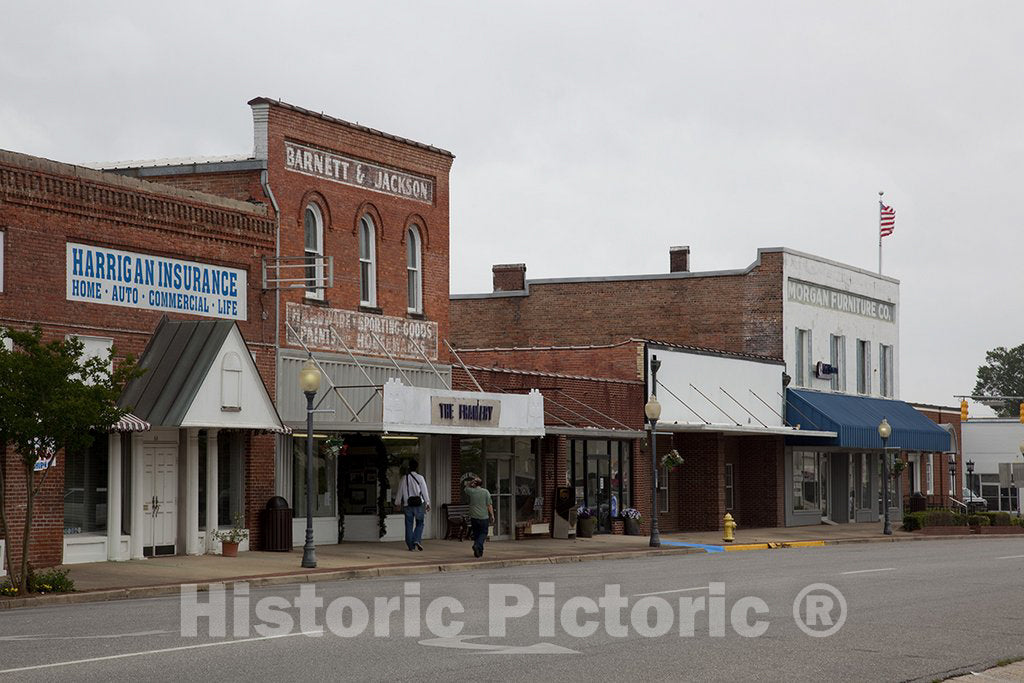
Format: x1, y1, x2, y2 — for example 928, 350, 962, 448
878, 418, 893, 535
299, 358, 322, 569
645, 355, 662, 548
966, 460, 975, 512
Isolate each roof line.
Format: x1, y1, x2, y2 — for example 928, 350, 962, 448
248, 97, 455, 158
459, 364, 642, 386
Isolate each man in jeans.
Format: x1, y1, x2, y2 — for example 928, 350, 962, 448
395, 460, 430, 551
464, 475, 494, 558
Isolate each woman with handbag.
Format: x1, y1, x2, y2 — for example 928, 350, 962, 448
395, 460, 430, 551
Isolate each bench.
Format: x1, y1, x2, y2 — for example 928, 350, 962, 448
443, 504, 471, 541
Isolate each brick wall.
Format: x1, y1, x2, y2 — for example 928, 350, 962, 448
457, 342, 644, 382
130, 171, 267, 205
450, 250, 785, 358
262, 103, 454, 360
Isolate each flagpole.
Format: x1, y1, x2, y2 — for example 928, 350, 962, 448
878, 191, 884, 275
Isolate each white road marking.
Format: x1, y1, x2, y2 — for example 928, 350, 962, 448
0, 630, 171, 642
840, 568, 896, 575
0, 630, 325, 674
997, 555, 1024, 560
633, 585, 708, 597
419, 635, 578, 654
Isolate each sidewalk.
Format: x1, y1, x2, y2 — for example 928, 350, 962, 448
946, 659, 1024, 681
0, 521, 983, 609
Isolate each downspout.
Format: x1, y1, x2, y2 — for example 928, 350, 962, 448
261, 170, 282, 497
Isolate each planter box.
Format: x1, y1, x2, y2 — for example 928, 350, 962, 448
971, 525, 1024, 535
917, 526, 971, 535
623, 518, 642, 536
577, 518, 597, 538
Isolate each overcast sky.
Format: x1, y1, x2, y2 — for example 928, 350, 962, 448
2, 1, 1020, 411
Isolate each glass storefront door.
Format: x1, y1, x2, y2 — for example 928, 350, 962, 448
586, 452, 612, 533
486, 456, 513, 539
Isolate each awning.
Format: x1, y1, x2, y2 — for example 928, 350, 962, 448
785, 389, 952, 452
108, 413, 151, 433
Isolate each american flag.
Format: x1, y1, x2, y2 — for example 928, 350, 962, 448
880, 203, 895, 237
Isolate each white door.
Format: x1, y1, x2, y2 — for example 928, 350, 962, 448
143, 446, 178, 554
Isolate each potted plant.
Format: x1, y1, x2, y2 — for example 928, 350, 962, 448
576, 505, 597, 538
621, 508, 643, 535
213, 513, 249, 557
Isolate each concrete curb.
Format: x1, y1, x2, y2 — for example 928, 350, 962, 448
0, 546, 703, 611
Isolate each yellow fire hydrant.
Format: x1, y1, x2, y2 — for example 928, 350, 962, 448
723, 513, 737, 543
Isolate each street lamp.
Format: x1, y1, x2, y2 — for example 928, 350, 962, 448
966, 460, 975, 512
878, 417, 893, 535
299, 358, 322, 569
645, 355, 662, 548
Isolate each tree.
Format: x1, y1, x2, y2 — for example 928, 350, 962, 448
0, 328, 138, 594
973, 344, 1024, 418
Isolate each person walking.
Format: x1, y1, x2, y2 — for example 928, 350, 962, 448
464, 475, 494, 558
395, 460, 430, 551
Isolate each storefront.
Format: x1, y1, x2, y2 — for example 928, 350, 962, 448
568, 438, 634, 533
784, 388, 952, 526
276, 348, 545, 545
62, 317, 288, 563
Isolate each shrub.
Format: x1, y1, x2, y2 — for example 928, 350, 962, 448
902, 510, 968, 531
981, 511, 1013, 526
28, 567, 75, 594
968, 514, 991, 527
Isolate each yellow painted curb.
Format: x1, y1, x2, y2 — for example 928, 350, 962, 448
722, 540, 826, 551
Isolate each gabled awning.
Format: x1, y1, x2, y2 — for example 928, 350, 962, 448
108, 413, 151, 433
785, 389, 952, 452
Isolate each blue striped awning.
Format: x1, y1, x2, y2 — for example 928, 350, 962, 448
785, 389, 952, 452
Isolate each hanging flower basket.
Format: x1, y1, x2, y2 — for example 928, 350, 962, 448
661, 449, 685, 471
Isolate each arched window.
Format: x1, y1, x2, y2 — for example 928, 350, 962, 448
406, 225, 422, 314
359, 214, 376, 307
304, 203, 324, 299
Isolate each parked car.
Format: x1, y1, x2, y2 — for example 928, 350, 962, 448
963, 487, 988, 513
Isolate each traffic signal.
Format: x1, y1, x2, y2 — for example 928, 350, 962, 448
960, 399, 968, 422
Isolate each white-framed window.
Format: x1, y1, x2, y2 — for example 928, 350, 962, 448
795, 328, 811, 387
879, 344, 894, 397
926, 454, 934, 495
830, 334, 846, 392
856, 339, 871, 395
67, 335, 113, 382
304, 203, 324, 300
359, 214, 377, 307
406, 225, 422, 314
725, 463, 734, 511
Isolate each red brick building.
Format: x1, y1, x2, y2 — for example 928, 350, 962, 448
0, 149, 284, 571
452, 252, 953, 533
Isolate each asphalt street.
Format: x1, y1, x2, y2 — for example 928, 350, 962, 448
1, 537, 1022, 682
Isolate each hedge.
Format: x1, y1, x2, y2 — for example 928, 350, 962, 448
902, 510, 968, 531
980, 511, 1014, 526
968, 514, 991, 526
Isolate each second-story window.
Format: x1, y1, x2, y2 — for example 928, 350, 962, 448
359, 214, 377, 307
795, 328, 811, 387
407, 225, 422, 314
856, 339, 871, 394
304, 204, 323, 300
830, 334, 846, 392
879, 343, 894, 397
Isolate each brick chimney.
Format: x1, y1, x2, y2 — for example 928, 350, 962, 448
669, 246, 690, 273
493, 263, 527, 292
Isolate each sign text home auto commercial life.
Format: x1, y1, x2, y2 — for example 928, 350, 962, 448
284, 141, 433, 205
66, 243, 247, 320
787, 278, 895, 323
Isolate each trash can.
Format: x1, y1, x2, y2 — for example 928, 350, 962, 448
262, 496, 293, 551
909, 491, 927, 513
